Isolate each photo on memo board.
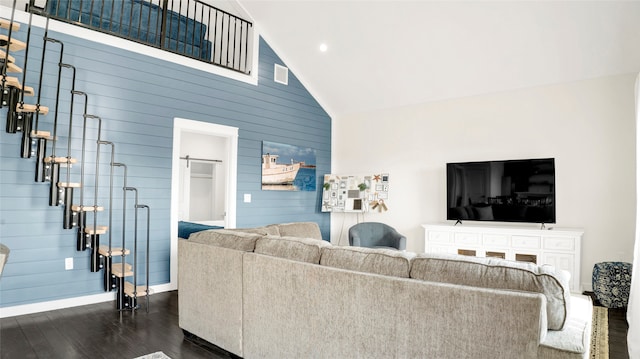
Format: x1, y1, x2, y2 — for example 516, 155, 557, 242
261, 141, 316, 191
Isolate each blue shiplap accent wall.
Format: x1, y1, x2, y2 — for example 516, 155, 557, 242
0, 21, 331, 307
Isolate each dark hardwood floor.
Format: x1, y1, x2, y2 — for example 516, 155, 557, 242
0, 291, 232, 359
1, 290, 631, 358
608, 308, 630, 359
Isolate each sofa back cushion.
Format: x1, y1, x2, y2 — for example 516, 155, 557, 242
226, 225, 281, 236
410, 253, 570, 330
189, 229, 260, 252
320, 246, 414, 278
275, 222, 323, 240
255, 236, 331, 264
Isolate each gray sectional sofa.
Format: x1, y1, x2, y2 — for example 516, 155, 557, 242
178, 222, 593, 359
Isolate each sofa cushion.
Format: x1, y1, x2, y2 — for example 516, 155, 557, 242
410, 253, 570, 330
276, 222, 322, 240
320, 246, 414, 278
189, 229, 260, 252
227, 225, 281, 236
255, 236, 331, 264
178, 221, 223, 239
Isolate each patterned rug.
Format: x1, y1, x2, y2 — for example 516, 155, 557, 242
134, 352, 172, 359
590, 306, 609, 359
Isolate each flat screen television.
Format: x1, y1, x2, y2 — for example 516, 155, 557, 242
446, 158, 555, 224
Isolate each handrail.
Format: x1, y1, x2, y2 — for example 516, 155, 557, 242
40, 0, 253, 75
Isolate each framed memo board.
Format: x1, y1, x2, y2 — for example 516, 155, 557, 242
321, 173, 389, 212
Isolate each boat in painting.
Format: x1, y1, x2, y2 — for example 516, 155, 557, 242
262, 153, 301, 185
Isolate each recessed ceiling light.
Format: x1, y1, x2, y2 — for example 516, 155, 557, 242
319, 43, 328, 52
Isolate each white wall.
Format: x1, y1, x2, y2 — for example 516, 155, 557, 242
180, 131, 229, 223
332, 74, 637, 291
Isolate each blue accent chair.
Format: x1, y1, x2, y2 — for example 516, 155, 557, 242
348, 222, 406, 250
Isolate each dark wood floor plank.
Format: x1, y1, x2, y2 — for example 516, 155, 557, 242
0, 317, 38, 359
609, 308, 629, 359
1, 291, 230, 359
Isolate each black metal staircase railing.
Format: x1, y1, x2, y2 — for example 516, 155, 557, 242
2, 0, 152, 312
43, 0, 253, 75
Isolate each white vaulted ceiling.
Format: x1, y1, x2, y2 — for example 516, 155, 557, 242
236, 1, 640, 118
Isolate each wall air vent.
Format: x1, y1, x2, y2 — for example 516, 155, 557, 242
274, 64, 289, 85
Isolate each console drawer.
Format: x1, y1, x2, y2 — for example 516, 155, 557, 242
512, 235, 541, 249
428, 231, 451, 243
483, 234, 509, 247
544, 237, 576, 251
454, 233, 480, 246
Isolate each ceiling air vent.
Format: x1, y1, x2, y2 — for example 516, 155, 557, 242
274, 64, 289, 85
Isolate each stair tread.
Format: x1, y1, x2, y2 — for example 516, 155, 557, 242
84, 225, 108, 235
31, 130, 51, 138
4, 62, 21, 73
0, 50, 16, 63
98, 244, 130, 256
0, 34, 26, 51
58, 182, 81, 188
16, 103, 48, 114
111, 262, 133, 277
124, 282, 153, 297
71, 205, 104, 212
44, 156, 77, 164
0, 19, 20, 31
3, 76, 34, 96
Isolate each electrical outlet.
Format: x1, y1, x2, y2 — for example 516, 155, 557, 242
65, 257, 74, 270
244, 193, 251, 203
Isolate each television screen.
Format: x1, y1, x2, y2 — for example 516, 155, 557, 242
446, 158, 555, 224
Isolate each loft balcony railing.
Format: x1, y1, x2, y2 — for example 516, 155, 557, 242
39, 0, 253, 74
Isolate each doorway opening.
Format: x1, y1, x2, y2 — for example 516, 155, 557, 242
170, 118, 238, 288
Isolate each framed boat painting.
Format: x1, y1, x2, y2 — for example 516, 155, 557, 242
262, 141, 316, 191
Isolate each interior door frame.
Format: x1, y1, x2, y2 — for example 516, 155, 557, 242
170, 118, 238, 289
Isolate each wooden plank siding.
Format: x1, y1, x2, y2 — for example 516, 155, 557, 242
0, 19, 331, 308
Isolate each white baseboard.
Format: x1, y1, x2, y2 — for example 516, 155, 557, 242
0, 283, 173, 318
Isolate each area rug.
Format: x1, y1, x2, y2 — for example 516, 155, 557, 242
590, 306, 609, 359
134, 352, 172, 359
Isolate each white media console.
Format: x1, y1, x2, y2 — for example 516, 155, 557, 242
422, 223, 583, 292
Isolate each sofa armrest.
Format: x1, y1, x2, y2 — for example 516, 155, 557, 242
178, 239, 244, 357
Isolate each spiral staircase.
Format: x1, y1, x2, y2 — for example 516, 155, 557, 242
1, 0, 152, 312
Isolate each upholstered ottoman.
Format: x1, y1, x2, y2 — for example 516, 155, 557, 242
592, 262, 632, 308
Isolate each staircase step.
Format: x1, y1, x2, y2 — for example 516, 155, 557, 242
0, 19, 20, 31
71, 205, 104, 212
31, 130, 51, 139
3, 61, 21, 73
16, 103, 48, 115
44, 156, 77, 164
98, 244, 130, 257
58, 182, 81, 188
111, 262, 133, 277
85, 225, 108, 235
3, 76, 34, 96
124, 282, 153, 297
0, 34, 26, 51
1, 50, 16, 63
